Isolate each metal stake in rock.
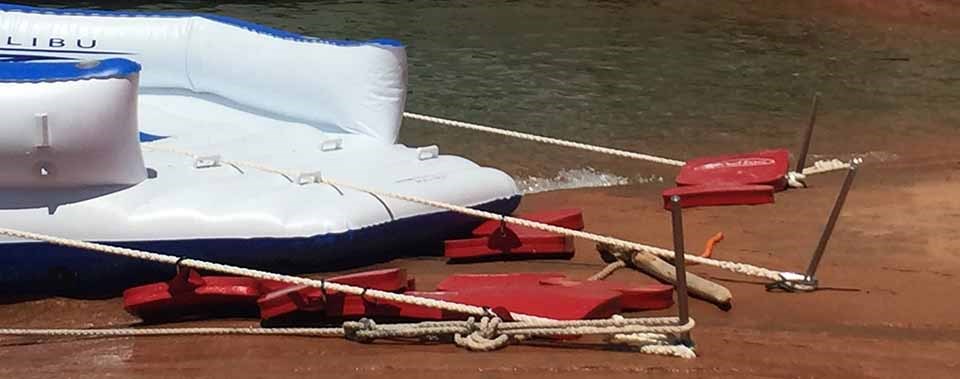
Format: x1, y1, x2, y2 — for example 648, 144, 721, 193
669, 195, 692, 345
795, 92, 820, 174
804, 160, 860, 282
770, 159, 860, 292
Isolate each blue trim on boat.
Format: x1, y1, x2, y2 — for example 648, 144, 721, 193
0, 3, 403, 48
0, 58, 140, 82
139, 132, 168, 143
0, 196, 521, 296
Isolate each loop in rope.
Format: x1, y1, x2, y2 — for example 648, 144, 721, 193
174, 256, 190, 274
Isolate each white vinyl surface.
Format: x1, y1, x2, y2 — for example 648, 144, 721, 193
0, 89, 519, 242
0, 6, 520, 245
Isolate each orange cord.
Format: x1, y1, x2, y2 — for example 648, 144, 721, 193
688, 232, 724, 265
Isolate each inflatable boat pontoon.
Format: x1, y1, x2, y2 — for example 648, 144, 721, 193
0, 4, 520, 293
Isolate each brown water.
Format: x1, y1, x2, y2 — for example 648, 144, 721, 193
25, 0, 960, 190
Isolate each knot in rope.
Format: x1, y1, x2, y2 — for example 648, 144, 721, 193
765, 272, 818, 292
343, 318, 378, 343
605, 316, 698, 359
786, 171, 807, 188
803, 158, 854, 175
454, 317, 510, 351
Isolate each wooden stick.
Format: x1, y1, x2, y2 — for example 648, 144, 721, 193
597, 243, 733, 311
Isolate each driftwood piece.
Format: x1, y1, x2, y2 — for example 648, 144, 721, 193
597, 243, 733, 311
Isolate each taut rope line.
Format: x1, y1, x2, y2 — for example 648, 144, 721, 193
404, 112, 854, 178
142, 144, 792, 282
403, 112, 688, 167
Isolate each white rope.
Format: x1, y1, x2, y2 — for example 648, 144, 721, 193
786, 171, 808, 189
587, 261, 626, 281
141, 144, 795, 282
403, 112, 687, 167
345, 316, 695, 356
803, 158, 852, 176
330, 178, 786, 280
787, 158, 859, 188
0, 316, 692, 339
0, 316, 696, 358
322, 182, 788, 281
405, 111, 860, 182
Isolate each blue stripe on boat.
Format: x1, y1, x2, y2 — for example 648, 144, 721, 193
139, 132, 169, 143
0, 57, 140, 82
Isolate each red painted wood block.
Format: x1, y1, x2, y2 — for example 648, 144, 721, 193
258, 268, 410, 323
677, 149, 790, 190
358, 286, 622, 321
539, 277, 674, 311
471, 209, 584, 237
437, 273, 673, 312
443, 234, 574, 261
436, 272, 567, 291
123, 268, 262, 321
661, 183, 775, 209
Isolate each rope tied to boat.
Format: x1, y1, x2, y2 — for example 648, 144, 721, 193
402, 112, 687, 167
787, 158, 854, 188
403, 112, 856, 180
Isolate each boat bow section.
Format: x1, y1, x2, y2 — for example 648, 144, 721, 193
0, 4, 522, 293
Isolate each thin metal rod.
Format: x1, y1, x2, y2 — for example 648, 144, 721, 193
795, 93, 820, 173
804, 161, 859, 279
669, 195, 691, 343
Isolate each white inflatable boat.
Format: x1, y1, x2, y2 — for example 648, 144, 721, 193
0, 4, 520, 292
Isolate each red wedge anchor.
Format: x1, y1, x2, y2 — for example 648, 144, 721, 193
261, 269, 622, 326
676, 149, 790, 190
311, 286, 621, 322
663, 149, 789, 209
437, 273, 673, 312
538, 277, 674, 311
123, 267, 262, 322
444, 209, 583, 262
471, 208, 584, 236
257, 268, 411, 295
258, 268, 410, 325
436, 272, 567, 291
400, 286, 621, 320
443, 233, 574, 261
